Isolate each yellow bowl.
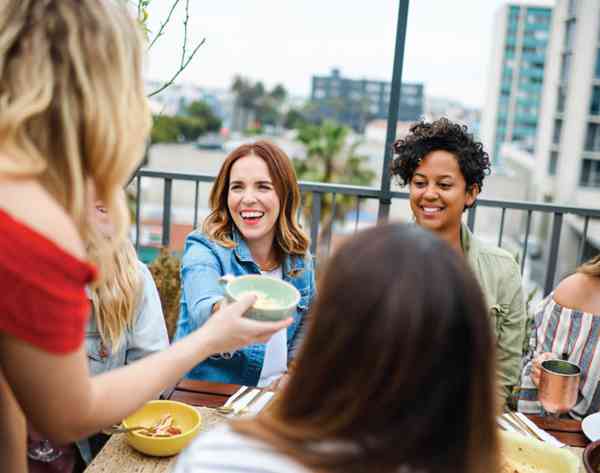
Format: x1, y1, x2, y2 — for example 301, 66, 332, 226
122, 400, 201, 457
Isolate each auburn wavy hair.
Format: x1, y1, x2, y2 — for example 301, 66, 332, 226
202, 141, 309, 257
0, 0, 150, 267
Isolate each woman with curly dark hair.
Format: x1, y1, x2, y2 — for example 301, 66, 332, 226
391, 118, 526, 406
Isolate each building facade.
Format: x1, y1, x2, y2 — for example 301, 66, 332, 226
310, 68, 424, 132
532, 0, 600, 279
481, 3, 553, 164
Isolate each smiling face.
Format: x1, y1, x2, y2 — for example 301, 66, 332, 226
227, 154, 281, 247
409, 150, 478, 236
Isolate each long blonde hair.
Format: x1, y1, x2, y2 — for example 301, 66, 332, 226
0, 0, 150, 248
578, 254, 600, 278
203, 141, 310, 257
87, 232, 143, 351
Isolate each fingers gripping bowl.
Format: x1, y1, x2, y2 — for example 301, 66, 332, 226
220, 274, 301, 321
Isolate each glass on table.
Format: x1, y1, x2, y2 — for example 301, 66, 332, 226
27, 421, 63, 463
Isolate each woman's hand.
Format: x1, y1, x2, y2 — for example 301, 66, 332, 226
531, 352, 556, 387
200, 294, 293, 355
267, 373, 290, 391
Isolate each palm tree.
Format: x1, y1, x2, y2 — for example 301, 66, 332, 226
293, 121, 375, 247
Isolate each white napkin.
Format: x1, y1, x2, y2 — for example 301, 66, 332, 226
498, 412, 565, 448
224, 387, 275, 416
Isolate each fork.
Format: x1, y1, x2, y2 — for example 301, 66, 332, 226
215, 386, 249, 413
502, 410, 544, 441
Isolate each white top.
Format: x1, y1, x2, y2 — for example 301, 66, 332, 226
173, 425, 310, 473
257, 266, 287, 387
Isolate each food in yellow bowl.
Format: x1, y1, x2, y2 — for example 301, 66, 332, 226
122, 400, 201, 457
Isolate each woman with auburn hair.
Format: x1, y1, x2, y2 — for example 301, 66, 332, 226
176, 140, 315, 387
174, 223, 499, 473
0, 2, 290, 471
518, 254, 600, 418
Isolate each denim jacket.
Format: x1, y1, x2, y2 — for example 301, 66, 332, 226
77, 261, 169, 464
175, 229, 316, 386
461, 224, 527, 404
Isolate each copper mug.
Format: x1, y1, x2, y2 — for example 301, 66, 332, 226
538, 359, 580, 415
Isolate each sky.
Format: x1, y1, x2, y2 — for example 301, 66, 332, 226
143, 0, 554, 109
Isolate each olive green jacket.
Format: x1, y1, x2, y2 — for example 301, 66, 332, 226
461, 224, 527, 404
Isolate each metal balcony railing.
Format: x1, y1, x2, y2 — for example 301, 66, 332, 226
131, 169, 600, 297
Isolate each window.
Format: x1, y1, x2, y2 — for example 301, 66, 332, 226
580, 159, 600, 187
560, 53, 572, 83
557, 86, 567, 113
585, 123, 600, 151
591, 86, 600, 115
553, 119, 563, 144
595, 48, 600, 79
314, 88, 326, 99
564, 19, 576, 51
567, 0, 578, 18
548, 151, 559, 175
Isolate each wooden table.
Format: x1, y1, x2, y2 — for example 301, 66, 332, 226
84, 380, 590, 473
84, 380, 241, 473
526, 414, 589, 448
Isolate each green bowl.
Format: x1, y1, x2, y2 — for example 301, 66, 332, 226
220, 274, 301, 321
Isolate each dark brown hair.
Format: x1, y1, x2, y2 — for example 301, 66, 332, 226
202, 140, 309, 257
234, 223, 498, 473
391, 118, 491, 193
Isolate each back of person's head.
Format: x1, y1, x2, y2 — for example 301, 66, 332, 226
234, 223, 498, 473
0, 0, 149, 240
203, 140, 309, 256
577, 254, 600, 278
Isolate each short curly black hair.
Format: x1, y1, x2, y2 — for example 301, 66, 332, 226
390, 118, 491, 192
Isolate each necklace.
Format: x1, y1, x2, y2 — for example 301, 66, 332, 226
259, 259, 280, 272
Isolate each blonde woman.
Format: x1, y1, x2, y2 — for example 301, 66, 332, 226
0, 2, 290, 471
518, 255, 600, 418
176, 141, 316, 387
72, 202, 169, 466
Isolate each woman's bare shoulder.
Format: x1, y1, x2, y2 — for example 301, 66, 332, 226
554, 272, 600, 314
0, 177, 86, 260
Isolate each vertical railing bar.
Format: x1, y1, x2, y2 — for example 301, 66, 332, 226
162, 178, 173, 247
193, 180, 200, 230
520, 210, 533, 276
310, 192, 322, 258
135, 175, 141, 252
326, 193, 337, 257
544, 213, 563, 296
354, 197, 362, 233
467, 206, 477, 232
377, 0, 410, 222
497, 207, 507, 247
577, 216, 590, 265
298, 192, 306, 224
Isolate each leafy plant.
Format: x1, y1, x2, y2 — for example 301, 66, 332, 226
148, 248, 181, 341
293, 121, 375, 241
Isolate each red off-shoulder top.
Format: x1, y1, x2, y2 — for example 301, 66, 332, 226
0, 208, 96, 353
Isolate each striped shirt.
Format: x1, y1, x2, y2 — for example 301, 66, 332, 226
173, 425, 310, 473
517, 294, 600, 419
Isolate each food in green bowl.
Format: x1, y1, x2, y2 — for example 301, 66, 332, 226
220, 274, 301, 321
